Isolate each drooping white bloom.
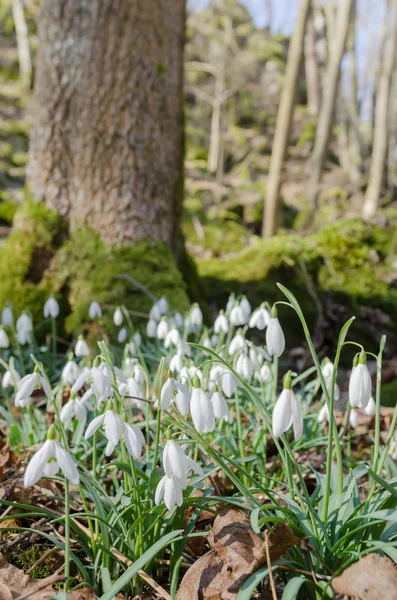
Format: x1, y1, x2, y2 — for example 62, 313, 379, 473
317, 404, 330, 423
75, 336, 90, 357
160, 377, 190, 416
146, 318, 157, 338
149, 303, 161, 322
24, 438, 79, 487
16, 314, 33, 345
118, 328, 127, 344
157, 297, 169, 315
170, 353, 183, 374
44, 297, 59, 319
257, 363, 271, 383
364, 395, 376, 417
0, 328, 9, 349
230, 305, 245, 326
235, 353, 254, 380
272, 373, 303, 440
211, 388, 229, 422
321, 360, 334, 381
157, 319, 169, 340
85, 407, 123, 447
133, 332, 142, 347
214, 312, 228, 334
229, 332, 246, 355
15, 372, 51, 407
155, 440, 204, 510
114, 307, 123, 326
249, 305, 271, 330
174, 312, 184, 328
190, 381, 215, 434
60, 396, 89, 425
349, 352, 371, 408
349, 408, 359, 429
239, 297, 251, 322
61, 360, 80, 386
266, 309, 285, 357
210, 365, 236, 398
2, 366, 21, 389
1, 307, 13, 327
88, 300, 102, 319
164, 328, 181, 349
188, 304, 203, 329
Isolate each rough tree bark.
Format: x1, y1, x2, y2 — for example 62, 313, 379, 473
306, 0, 353, 207
262, 0, 312, 238
362, 0, 397, 219
27, 0, 186, 252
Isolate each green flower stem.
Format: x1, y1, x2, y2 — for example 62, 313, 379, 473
64, 479, 71, 593
372, 336, 385, 473
152, 357, 165, 471
51, 317, 57, 375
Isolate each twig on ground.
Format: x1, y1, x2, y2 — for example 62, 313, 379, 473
264, 529, 277, 600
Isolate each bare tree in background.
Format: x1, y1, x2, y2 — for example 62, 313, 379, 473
362, 0, 397, 219
306, 0, 353, 207
28, 0, 186, 253
12, 0, 32, 89
304, 11, 320, 115
262, 0, 311, 238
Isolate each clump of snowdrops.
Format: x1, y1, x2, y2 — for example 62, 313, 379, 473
0, 284, 396, 599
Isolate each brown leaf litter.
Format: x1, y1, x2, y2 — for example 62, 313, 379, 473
332, 553, 397, 600
177, 506, 299, 599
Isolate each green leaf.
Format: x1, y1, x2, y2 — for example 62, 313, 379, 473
281, 577, 310, 599
98, 529, 183, 600
236, 566, 269, 600
367, 467, 397, 500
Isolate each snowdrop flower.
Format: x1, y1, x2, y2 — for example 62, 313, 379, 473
89, 300, 102, 319
236, 353, 254, 380
155, 475, 183, 510
164, 328, 181, 348
2, 365, 21, 388
118, 328, 127, 344
75, 336, 90, 357
60, 395, 89, 425
61, 360, 80, 386
44, 297, 59, 319
174, 312, 184, 328
230, 305, 245, 326
249, 304, 271, 330
0, 328, 9, 349
210, 365, 236, 398
349, 408, 359, 429
272, 372, 303, 440
160, 376, 190, 416
188, 304, 203, 329
170, 353, 183, 374
146, 318, 157, 337
317, 404, 330, 423
211, 387, 229, 421
239, 297, 251, 321
190, 377, 215, 434
214, 312, 228, 334
133, 332, 142, 347
149, 303, 161, 321
15, 371, 51, 407
349, 351, 371, 408
157, 297, 169, 315
364, 396, 376, 417
257, 363, 271, 383
85, 402, 122, 448
229, 331, 246, 355
24, 427, 79, 487
321, 360, 334, 381
114, 307, 123, 326
1, 307, 13, 327
266, 307, 285, 357
157, 318, 169, 340
16, 313, 33, 345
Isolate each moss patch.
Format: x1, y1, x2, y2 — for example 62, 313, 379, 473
197, 216, 397, 354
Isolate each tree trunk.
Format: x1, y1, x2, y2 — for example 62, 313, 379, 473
27, 0, 186, 252
12, 0, 32, 89
262, 0, 312, 238
362, 0, 397, 219
306, 0, 353, 207
304, 13, 320, 115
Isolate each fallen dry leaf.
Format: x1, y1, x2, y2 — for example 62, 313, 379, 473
0, 553, 95, 600
332, 553, 397, 599
177, 506, 299, 600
